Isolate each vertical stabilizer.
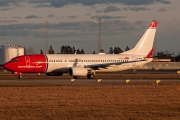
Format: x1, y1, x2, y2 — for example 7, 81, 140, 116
121, 20, 158, 56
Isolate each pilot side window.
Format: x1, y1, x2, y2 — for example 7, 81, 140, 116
11, 59, 19, 62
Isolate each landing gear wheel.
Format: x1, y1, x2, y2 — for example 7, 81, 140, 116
18, 75, 22, 79
87, 74, 94, 79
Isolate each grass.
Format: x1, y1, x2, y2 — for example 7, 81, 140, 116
0, 85, 179, 119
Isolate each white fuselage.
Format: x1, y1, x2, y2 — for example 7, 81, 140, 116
45, 54, 152, 73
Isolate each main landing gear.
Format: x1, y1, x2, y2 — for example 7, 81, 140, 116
87, 70, 95, 79
87, 74, 94, 79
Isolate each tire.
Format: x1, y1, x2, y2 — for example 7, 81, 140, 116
18, 76, 22, 79
87, 74, 94, 79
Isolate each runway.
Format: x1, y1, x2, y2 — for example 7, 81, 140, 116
0, 70, 180, 86
0, 79, 180, 86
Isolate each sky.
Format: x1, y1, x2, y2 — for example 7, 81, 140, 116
0, 0, 180, 55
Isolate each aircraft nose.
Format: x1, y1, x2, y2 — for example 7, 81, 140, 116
3, 62, 11, 71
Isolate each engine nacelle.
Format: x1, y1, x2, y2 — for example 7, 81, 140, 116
69, 67, 88, 76
46, 72, 63, 76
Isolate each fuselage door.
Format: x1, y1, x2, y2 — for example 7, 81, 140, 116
132, 56, 136, 66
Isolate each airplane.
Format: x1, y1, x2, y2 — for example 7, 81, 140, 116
3, 20, 158, 79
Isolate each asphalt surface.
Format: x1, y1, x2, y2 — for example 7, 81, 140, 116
0, 79, 179, 86
0, 70, 180, 86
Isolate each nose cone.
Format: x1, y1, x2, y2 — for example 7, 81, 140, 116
3, 62, 12, 71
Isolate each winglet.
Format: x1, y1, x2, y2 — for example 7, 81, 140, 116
149, 20, 158, 29
146, 48, 154, 58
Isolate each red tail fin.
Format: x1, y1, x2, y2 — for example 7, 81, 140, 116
146, 48, 154, 58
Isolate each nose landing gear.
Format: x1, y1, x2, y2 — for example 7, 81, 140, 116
14, 72, 22, 79
18, 75, 22, 79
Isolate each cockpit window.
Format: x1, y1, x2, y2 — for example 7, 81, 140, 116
10, 59, 19, 62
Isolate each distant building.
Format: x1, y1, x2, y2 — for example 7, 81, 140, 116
0, 44, 24, 66
152, 58, 171, 62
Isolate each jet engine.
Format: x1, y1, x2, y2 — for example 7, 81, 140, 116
68, 67, 88, 76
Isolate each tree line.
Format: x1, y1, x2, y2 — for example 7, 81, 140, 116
38, 45, 130, 54
25, 45, 130, 54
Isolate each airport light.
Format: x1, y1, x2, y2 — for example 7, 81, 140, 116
155, 80, 161, 86
125, 79, 130, 86
70, 79, 75, 85
97, 79, 102, 84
